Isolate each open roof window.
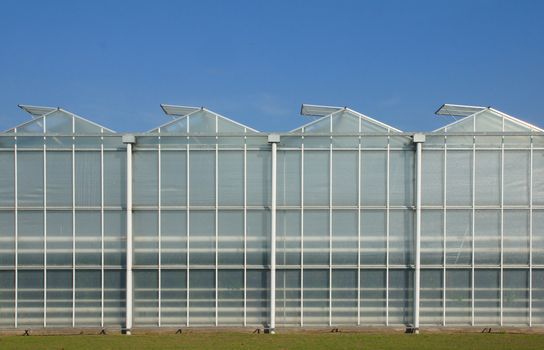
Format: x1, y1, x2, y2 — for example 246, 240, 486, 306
434, 104, 543, 133
5, 105, 114, 134
291, 104, 401, 133
149, 104, 259, 134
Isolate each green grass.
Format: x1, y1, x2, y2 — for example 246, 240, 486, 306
0, 332, 543, 350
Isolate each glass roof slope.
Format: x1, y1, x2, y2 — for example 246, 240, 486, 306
149, 105, 259, 134
433, 107, 543, 133
290, 107, 402, 133
4, 107, 115, 134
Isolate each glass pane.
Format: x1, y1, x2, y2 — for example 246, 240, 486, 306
332, 151, 357, 206
133, 151, 158, 206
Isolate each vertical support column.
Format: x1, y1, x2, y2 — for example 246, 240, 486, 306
268, 134, 280, 333
412, 134, 425, 334
14, 140, 18, 328
122, 135, 136, 334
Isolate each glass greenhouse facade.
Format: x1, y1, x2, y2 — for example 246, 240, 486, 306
0, 103, 543, 331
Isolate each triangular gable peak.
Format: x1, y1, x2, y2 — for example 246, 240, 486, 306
434, 106, 543, 133
5, 105, 114, 134
149, 105, 259, 134
290, 107, 402, 133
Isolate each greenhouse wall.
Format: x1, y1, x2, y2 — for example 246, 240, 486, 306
0, 105, 543, 330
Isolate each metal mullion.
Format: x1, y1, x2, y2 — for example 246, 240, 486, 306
14, 141, 18, 328
186, 142, 190, 327
43, 131, 47, 328
471, 136, 476, 326
71, 129, 76, 327
158, 140, 162, 327
243, 141, 247, 326
100, 142, 105, 328
443, 138, 447, 326
500, 136, 504, 326
328, 141, 332, 327
300, 141, 304, 327
386, 137, 390, 326
215, 141, 218, 327
529, 136, 534, 327
357, 134, 361, 326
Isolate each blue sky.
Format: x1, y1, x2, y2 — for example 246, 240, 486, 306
1, 0, 543, 132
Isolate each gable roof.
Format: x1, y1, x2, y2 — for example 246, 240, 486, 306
291, 105, 402, 133
433, 105, 543, 133
149, 105, 259, 133
4, 105, 115, 133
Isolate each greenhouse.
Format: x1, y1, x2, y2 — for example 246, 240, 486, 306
0, 103, 543, 332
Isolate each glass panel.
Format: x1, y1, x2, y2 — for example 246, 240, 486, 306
389, 151, 414, 206
46, 270, 72, 326
331, 210, 357, 265
247, 269, 269, 325
474, 269, 500, 325
0, 151, 14, 206
304, 151, 329, 206
303, 269, 328, 325
18, 270, 44, 326
218, 210, 244, 265
189, 211, 215, 266
389, 210, 413, 266
361, 151, 386, 206
445, 269, 471, 325
189, 151, 215, 206
389, 269, 412, 325
161, 151, 187, 206
161, 211, 187, 266
247, 151, 271, 206
18, 210, 44, 266
134, 270, 159, 326
446, 151, 472, 206
104, 211, 125, 267
161, 270, 187, 326
504, 210, 529, 265
46, 151, 72, 206
360, 269, 386, 325
503, 269, 529, 325
303, 210, 329, 266
188, 110, 217, 134
277, 151, 301, 207
332, 151, 357, 206
504, 151, 530, 205
421, 210, 443, 265
44, 111, 73, 133
474, 210, 500, 266
331, 269, 357, 324
75, 270, 101, 326
421, 269, 443, 325
276, 269, 300, 326
277, 210, 301, 266
475, 151, 500, 205
475, 111, 503, 132
75, 151, 101, 207
247, 210, 270, 266
218, 151, 243, 206
103, 269, 126, 326
422, 151, 444, 206
103, 151, 126, 207
75, 210, 101, 266
533, 151, 544, 205
361, 210, 386, 265
133, 151, 158, 206
46, 210, 72, 266
189, 269, 215, 325
532, 269, 544, 325
0, 211, 15, 266
133, 211, 158, 266
533, 211, 544, 265
445, 210, 472, 265
218, 270, 244, 325
0, 270, 15, 327
18, 151, 44, 207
